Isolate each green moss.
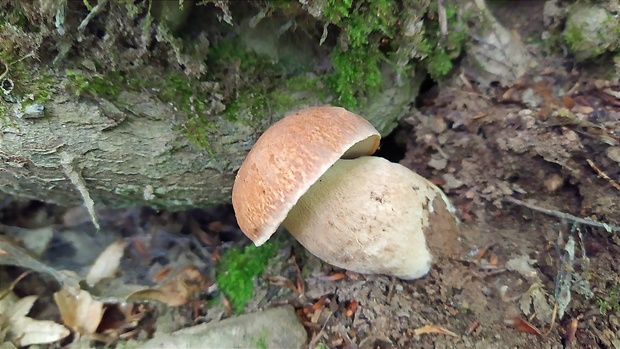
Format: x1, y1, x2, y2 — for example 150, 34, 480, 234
322, 0, 395, 108
329, 47, 383, 108
419, 3, 468, 80
563, 24, 588, 54
65, 69, 122, 98
322, 0, 353, 23
64, 66, 220, 154
0, 49, 56, 119
252, 331, 269, 349
598, 283, 620, 315
216, 240, 282, 313
208, 39, 269, 73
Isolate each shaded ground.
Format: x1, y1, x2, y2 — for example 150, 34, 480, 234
1, 1, 620, 348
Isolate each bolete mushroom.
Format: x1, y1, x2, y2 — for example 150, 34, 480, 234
232, 106, 460, 280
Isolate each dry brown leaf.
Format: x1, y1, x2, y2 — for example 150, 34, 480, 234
128, 265, 205, 306
345, 300, 358, 317
565, 318, 578, 346
5, 295, 70, 346
86, 239, 126, 287
504, 316, 543, 337
318, 273, 347, 281
413, 324, 458, 337
54, 287, 104, 335
268, 276, 299, 294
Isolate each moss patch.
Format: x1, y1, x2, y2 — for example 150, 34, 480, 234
598, 282, 620, 315
0, 50, 56, 119
216, 240, 282, 313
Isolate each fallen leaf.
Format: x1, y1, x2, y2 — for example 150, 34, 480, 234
466, 321, 480, 334
488, 253, 499, 266
505, 255, 540, 281
0, 237, 80, 288
565, 317, 578, 346
317, 273, 347, 281
309, 295, 329, 313
54, 287, 105, 335
128, 265, 205, 306
268, 276, 298, 294
86, 239, 126, 287
345, 300, 358, 317
5, 296, 70, 346
504, 316, 543, 337
413, 324, 458, 337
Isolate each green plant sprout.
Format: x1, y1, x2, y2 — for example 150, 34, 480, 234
598, 283, 620, 315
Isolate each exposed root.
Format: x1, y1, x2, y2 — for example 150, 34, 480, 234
504, 196, 620, 233
77, 0, 109, 32
586, 158, 620, 192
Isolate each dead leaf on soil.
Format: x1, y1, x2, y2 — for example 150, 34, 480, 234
345, 300, 358, 317
504, 316, 543, 337
0, 237, 80, 288
268, 275, 301, 294
54, 287, 104, 335
317, 272, 347, 281
555, 235, 575, 319
519, 283, 554, 324
86, 239, 126, 287
127, 265, 206, 306
413, 324, 458, 337
1, 295, 70, 346
466, 0, 533, 87
505, 255, 540, 282
564, 317, 578, 347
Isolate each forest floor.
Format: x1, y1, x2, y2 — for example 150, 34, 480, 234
1, 1, 620, 348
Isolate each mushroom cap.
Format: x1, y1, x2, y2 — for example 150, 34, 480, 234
282, 156, 461, 279
232, 106, 381, 245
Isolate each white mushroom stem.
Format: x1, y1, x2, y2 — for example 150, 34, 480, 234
283, 156, 460, 280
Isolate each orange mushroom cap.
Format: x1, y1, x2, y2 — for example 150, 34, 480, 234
232, 106, 381, 245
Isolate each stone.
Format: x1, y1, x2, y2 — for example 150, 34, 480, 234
138, 306, 307, 349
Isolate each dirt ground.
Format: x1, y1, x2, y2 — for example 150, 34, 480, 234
1, 1, 620, 348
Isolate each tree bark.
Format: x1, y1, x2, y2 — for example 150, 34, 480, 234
1, 87, 247, 209
0, 0, 438, 209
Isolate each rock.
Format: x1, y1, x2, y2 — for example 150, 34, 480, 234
607, 147, 620, 163
562, 3, 620, 62
138, 306, 307, 348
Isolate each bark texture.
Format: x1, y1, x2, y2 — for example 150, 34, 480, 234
0, 0, 462, 209
1, 88, 250, 208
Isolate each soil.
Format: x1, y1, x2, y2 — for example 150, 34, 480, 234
1, 1, 619, 348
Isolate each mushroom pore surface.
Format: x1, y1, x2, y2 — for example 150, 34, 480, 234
282, 156, 460, 280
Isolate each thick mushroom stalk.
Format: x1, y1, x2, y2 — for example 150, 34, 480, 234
283, 157, 460, 280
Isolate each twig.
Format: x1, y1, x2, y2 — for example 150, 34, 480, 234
586, 158, 620, 192
0, 61, 8, 80
307, 310, 335, 349
78, 0, 109, 32
504, 196, 620, 233
438, 0, 448, 37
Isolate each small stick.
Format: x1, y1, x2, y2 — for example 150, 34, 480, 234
0, 61, 8, 80
504, 196, 620, 233
586, 158, 620, 192
78, 0, 109, 32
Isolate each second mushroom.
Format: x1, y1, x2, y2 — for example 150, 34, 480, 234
232, 106, 460, 280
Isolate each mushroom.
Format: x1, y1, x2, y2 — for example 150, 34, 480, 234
231, 106, 460, 280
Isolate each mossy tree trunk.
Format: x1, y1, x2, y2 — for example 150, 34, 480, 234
0, 0, 468, 209
1, 86, 251, 209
